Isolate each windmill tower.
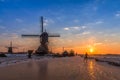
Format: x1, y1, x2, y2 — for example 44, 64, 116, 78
5, 41, 17, 54
22, 16, 60, 55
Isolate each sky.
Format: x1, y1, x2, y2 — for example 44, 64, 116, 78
0, 0, 120, 54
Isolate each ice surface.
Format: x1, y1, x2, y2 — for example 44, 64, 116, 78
0, 56, 120, 80
0, 54, 53, 67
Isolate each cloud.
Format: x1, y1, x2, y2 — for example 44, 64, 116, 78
64, 26, 84, 31
16, 18, 23, 23
115, 11, 120, 17
82, 31, 90, 35
95, 21, 103, 24
44, 19, 54, 26
63, 27, 79, 31
44, 19, 49, 26
64, 27, 70, 30
86, 21, 103, 26
81, 26, 87, 29
115, 13, 120, 17
75, 31, 90, 36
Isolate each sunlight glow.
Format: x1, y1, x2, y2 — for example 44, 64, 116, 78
90, 48, 94, 53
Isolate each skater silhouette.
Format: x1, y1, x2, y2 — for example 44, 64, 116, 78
84, 52, 88, 59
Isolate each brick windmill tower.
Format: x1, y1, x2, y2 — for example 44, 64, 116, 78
22, 16, 60, 55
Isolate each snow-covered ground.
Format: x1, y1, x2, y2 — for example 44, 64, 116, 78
90, 55, 120, 66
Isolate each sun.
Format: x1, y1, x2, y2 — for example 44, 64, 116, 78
90, 48, 94, 53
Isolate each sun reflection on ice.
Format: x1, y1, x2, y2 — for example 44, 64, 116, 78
88, 61, 96, 80
89, 61, 93, 69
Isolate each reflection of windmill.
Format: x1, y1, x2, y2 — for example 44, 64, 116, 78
5, 41, 17, 53
22, 16, 60, 55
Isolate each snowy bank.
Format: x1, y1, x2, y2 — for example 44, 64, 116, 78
94, 56, 120, 67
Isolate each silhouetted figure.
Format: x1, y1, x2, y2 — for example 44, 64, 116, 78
28, 50, 33, 58
84, 52, 88, 59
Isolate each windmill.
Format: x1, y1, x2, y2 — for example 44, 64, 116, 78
5, 41, 17, 54
22, 16, 60, 55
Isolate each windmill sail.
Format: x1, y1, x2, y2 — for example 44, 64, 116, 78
41, 16, 44, 33
22, 34, 40, 37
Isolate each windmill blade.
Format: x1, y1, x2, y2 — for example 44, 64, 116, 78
22, 34, 40, 37
41, 16, 44, 33
5, 46, 18, 48
48, 34, 60, 37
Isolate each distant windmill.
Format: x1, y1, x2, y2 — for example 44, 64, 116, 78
5, 41, 17, 54
22, 16, 60, 55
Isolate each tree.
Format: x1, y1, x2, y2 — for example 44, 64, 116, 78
69, 49, 75, 56
62, 50, 69, 57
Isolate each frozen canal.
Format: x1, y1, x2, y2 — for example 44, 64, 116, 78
0, 56, 120, 80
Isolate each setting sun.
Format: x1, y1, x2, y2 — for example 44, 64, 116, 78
90, 48, 94, 53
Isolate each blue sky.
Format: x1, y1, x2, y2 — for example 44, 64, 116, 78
0, 0, 120, 53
